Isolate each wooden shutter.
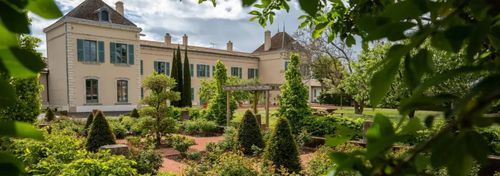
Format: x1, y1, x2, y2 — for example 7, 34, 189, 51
128, 44, 134, 65
77, 39, 83, 61
110, 42, 116, 63
98, 41, 104, 63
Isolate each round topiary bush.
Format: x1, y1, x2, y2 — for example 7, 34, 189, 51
45, 108, 55, 122
86, 110, 116, 152
130, 108, 140, 118
237, 110, 264, 155
264, 117, 301, 173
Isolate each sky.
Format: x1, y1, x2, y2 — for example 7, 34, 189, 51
29, 0, 306, 56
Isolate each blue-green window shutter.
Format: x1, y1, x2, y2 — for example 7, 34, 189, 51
110, 42, 116, 63
207, 65, 210, 78
128, 44, 134, 65
140, 60, 143, 75
77, 39, 83, 62
98, 41, 104, 63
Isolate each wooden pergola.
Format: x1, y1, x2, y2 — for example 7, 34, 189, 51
223, 84, 281, 127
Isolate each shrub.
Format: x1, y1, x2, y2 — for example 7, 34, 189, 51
129, 148, 162, 175
220, 126, 238, 151
295, 129, 312, 148
86, 111, 116, 152
109, 119, 127, 139
126, 136, 142, 148
45, 108, 55, 122
130, 108, 140, 118
119, 116, 137, 134
170, 135, 196, 157
83, 112, 94, 131
237, 110, 264, 155
51, 117, 84, 135
301, 115, 364, 139
0, 76, 42, 123
264, 118, 301, 173
60, 151, 137, 176
304, 144, 362, 176
187, 151, 202, 160
182, 118, 218, 136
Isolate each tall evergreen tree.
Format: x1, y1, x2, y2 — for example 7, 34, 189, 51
182, 46, 192, 107
205, 60, 237, 125
277, 54, 311, 134
176, 45, 183, 98
170, 47, 180, 106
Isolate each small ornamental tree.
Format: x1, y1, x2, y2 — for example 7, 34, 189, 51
142, 73, 180, 146
45, 108, 55, 122
205, 60, 237, 125
237, 110, 264, 155
264, 117, 301, 173
86, 110, 116, 152
182, 46, 192, 107
84, 112, 94, 131
277, 54, 311, 134
130, 108, 140, 118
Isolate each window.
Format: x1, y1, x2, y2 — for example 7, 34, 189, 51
117, 80, 128, 103
248, 68, 258, 79
141, 87, 144, 99
231, 67, 242, 78
154, 61, 170, 76
100, 10, 109, 22
110, 43, 134, 65
191, 88, 194, 101
197, 64, 210, 77
140, 60, 143, 75
85, 79, 98, 103
77, 39, 105, 63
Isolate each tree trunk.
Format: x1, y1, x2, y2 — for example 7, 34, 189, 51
408, 109, 415, 119
155, 108, 161, 147
354, 101, 364, 114
252, 91, 259, 114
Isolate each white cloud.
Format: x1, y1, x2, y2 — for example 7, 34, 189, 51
30, 0, 305, 56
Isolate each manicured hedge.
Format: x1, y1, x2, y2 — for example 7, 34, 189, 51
237, 110, 264, 155
86, 111, 116, 152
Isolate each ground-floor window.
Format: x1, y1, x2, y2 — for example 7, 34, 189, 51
85, 79, 98, 103
248, 68, 258, 79
117, 80, 128, 103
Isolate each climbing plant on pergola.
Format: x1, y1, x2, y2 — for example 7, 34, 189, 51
223, 84, 281, 127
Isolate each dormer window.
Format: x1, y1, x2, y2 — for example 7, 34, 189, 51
100, 10, 109, 22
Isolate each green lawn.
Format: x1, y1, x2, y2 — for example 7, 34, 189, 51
232, 106, 443, 128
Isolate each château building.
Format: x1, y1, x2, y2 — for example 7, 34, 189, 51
41, 0, 322, 112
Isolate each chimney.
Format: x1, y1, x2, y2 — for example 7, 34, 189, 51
182, 34, 188, 46
164, 33, 171, 45
227, 41, 233, 51
264, 30, 271, 51
115, 1, 124, 16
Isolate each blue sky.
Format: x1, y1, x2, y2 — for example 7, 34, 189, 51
30, 0, 306, 56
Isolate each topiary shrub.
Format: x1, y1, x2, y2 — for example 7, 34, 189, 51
45, 108, 55, 122
264, 117, 301, 173
237, 110, 264, 155
169, 135, 195, 158
130, 108, 140, 118
86, 111, 116, 152
84, 113, 94, 130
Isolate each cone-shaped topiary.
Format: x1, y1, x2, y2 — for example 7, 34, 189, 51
264, 117, 301, 173
130, 108, 140, 118
45, 108, 55, 122
86, 110, 116, 152
84, 112, 94, 130
237, 110, 264, 155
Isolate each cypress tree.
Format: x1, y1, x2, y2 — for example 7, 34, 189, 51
237, 110, 264, 155
264, 117, 301, 173
175, 45, 183, 106
170, 47, 180, 106
277, 54, 311, 134
182, 46, 192, 107
86, 110, 116, 152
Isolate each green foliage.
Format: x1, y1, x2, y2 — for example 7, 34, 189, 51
264, 118, 301, 173
129, 108, 140, 118
45, 108, 55, 122
171, 46, 183, 107
60, 151, 137, 176
108, 119, 127, 139
129, 148, 162, 175
304, 144, 362, 176
182, 45, 192, 107
220, 126, 238, 151
0, 75, 43, 123
83, 112, 94, 131
318, 91, 353, 106
181, 118, 218, 136
187, 151, 202, 161
277, 54, 311, 133
199, 76, 251, 105
205, 60, 237, 125
237, 110, 264, 155
141, 73, 180, 146
169, 134, 196, 157
85, 111, 116, 152
51, 117, 85, 135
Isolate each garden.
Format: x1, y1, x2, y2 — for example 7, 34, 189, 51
1, 0, 500, 175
